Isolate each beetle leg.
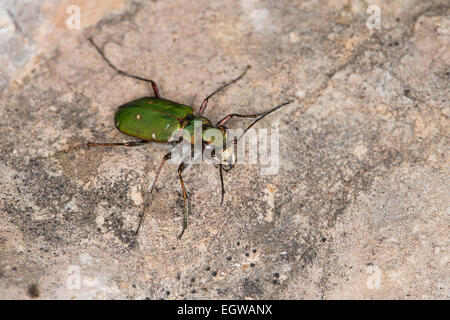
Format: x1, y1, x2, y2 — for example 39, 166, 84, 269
213, 101, 293, 173
86, 141, 149, 147
219, 163, 225, 206
216, 112, 263, 127
38, 140, 149, 160
88, 37, 161, 98
148, 152, 172, 193
198, 65, 250, 116
220, 101, 293, 140
136, 151, 172, 234
177, 162, 188, 239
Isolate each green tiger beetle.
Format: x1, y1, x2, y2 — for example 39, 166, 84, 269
46, 37, 292, 239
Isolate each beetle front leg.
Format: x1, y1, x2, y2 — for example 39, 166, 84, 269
216, 112, 262, 127
219, 101, 294, 143
198, 65, 250, 116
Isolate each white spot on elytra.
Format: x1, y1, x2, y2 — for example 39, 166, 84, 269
116, 121, 120, 127
135, 113, 141, 120
152, 133, 156, 139
165, 124, 170, 129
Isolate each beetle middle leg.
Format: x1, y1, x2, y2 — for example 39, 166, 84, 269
136, 151, 172, 234
138, 149, 191, 238
88, 37, 161, 98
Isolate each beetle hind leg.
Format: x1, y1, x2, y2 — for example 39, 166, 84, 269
37, 140, 149, 160
88, 37, 161, 98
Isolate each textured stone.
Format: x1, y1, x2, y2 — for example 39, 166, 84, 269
0, 0, 448, 299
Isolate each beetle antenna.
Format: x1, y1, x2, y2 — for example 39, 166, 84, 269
235, 100, 293, 143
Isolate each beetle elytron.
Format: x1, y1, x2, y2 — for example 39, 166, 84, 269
48, 37, 292, 238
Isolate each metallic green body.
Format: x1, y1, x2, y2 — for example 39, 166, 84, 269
114, 97, 225, 147
115, 97, 193, 142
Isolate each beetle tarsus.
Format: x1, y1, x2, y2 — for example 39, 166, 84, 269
219, 164, 225, 206
178, 219, 187, 239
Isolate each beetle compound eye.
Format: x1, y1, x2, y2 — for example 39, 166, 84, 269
204, 128, 223, 143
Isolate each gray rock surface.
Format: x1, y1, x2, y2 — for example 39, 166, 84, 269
0, 0, 448, 299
